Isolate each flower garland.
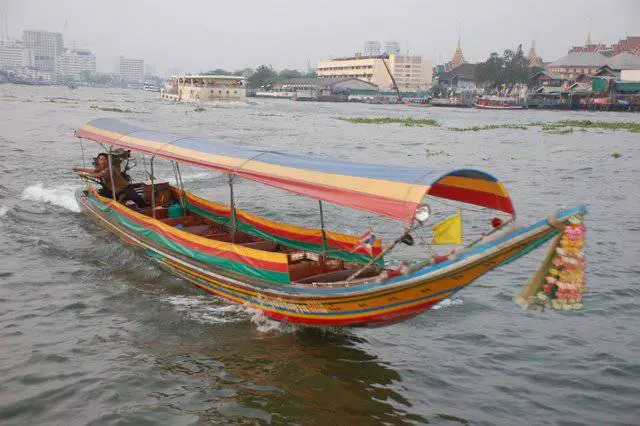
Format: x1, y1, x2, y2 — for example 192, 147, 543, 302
536, 215, 587, 310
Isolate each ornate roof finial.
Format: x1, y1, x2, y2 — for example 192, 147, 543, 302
528, 39, 542, 68
450, 31, 465, 68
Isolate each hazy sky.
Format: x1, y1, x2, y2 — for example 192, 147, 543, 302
3, 0, 639, 75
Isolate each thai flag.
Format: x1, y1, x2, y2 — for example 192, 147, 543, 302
355, 230, 376, 256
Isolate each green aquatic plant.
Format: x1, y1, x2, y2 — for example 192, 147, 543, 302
536, 120, 640, 133
334, 116, 439, 127
448, 124, 528, 131
90, 105, 134, 113
425, 149, 451, 157
611, 152, 622, 158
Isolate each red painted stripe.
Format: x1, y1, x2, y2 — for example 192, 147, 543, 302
238, 213, 324, 244
100, 196, 290, 273
262, 298, 443, 326
429, 183, 515, 214
186, 195, 230, 217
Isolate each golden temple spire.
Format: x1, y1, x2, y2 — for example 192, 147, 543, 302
450, 33, 465, 68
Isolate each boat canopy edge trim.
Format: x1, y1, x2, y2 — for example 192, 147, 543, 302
75, 118, 515, 221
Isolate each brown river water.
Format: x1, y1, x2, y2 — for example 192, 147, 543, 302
0, 85, 639, 425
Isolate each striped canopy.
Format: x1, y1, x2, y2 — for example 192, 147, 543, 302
76, 118, 515, 222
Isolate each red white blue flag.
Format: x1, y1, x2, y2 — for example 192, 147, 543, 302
355, 230, 376, 256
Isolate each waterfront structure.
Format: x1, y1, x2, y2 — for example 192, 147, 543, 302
436, 63, 478, 93
546, 52, 609, 80
161, 75, 246, 102
363, 41, 381, 57
56, 49, 96, 81
317, 54, 432, 91
606, 52, 640, 71
118, 56, 144, 85
22, 30, 63, 71
266, 77, 379, 101
0, 40, 33, 70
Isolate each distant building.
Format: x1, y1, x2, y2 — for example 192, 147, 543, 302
390, 54, 433, 91
546, 52, 609, 79
118, 56, 144, 84
363, 41, 381, 57
570, 33, 640, 57
0, 40, 34, 70
384, 41, 400, 55
23, 30, 64, 71
436, 63, 477, 93
317, 53, 432, 91
56, 49, 96, 81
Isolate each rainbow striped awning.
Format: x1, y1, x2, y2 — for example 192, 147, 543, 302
76, 118, 514, 222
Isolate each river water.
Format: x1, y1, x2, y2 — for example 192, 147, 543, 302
0, 86, 639, 425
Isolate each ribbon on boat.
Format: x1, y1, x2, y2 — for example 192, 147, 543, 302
515, 215, 587, 311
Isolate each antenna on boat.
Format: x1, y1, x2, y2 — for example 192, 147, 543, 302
149, 156, 156, 219
228, 174, 237, 243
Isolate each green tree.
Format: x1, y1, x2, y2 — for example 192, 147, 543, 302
201, 68, 232, 75
278, 69, 302, 79
247, 65, 277, 89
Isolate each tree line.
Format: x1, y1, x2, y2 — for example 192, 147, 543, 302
201, 66, 316, 89
474, 44, 543, 89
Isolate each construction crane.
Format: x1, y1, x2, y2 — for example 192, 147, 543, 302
381, 54, 401, 102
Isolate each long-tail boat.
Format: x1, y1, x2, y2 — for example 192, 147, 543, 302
73, 118, 586, 327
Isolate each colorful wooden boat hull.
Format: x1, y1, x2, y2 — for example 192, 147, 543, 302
474, 103, 526, 110
76, 189, 585, 327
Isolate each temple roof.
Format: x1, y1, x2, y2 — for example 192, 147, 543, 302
450, 36, 466, 67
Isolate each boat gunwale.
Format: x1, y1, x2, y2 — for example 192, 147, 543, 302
76, 189, 586, 299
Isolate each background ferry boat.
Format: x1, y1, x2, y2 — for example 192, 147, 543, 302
474, 96, 527, 109
161, 75, 246, 102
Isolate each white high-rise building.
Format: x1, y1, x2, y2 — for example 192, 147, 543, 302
118, 56, 144, 84
0, 40, 34, 70
56, 49, 96, 81
22, 30, 64, 71
363, 41, 381, 57
384, 41, 400, 55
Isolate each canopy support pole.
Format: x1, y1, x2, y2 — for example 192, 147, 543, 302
171, 161, 187, 211
107, 147, 117, 201
319, 200, 327, 259
228, 175, 237, 243
150, 156, 156, 219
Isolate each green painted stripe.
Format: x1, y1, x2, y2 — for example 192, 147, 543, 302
185, 199, 383, 266
89, 194, 290, 284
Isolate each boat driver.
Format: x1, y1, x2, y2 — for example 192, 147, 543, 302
73, 153, 145, 208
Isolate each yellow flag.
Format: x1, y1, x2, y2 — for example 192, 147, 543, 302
432, 211, 462, 245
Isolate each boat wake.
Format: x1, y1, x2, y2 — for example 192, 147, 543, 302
432, 297, 464, 310
21, 183, 81, 213
166, 295, 296, 333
